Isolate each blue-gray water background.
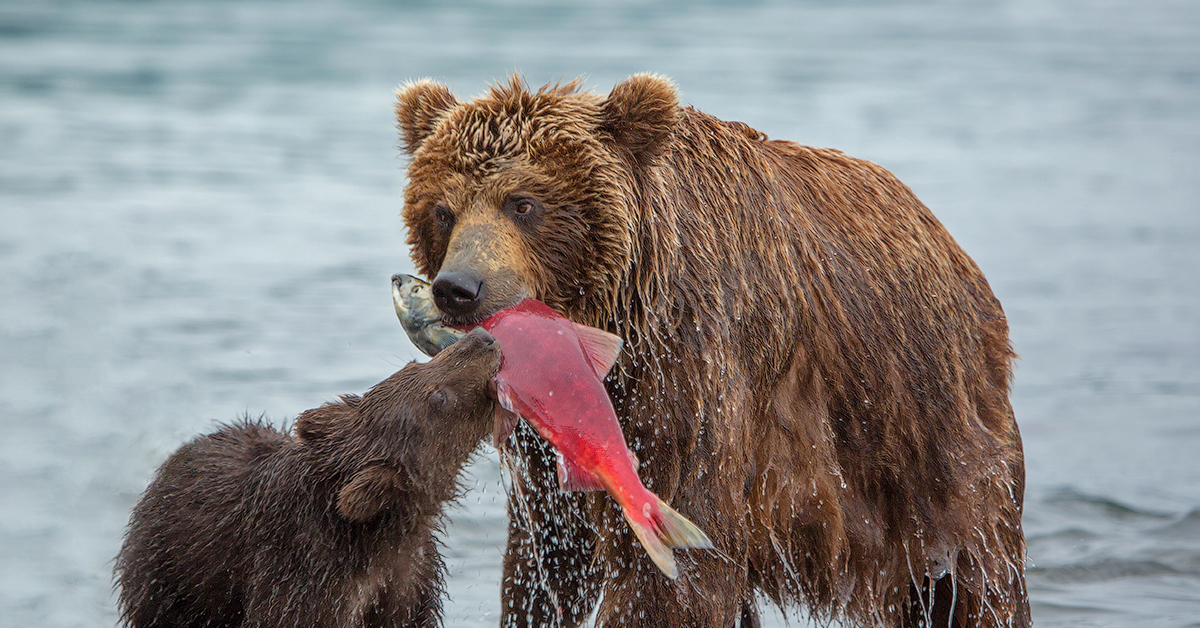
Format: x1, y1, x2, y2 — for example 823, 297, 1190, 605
1, 1, 1197, 626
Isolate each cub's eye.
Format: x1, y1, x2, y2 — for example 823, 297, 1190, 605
434, 204, 454, 229
514, 201, 533, 215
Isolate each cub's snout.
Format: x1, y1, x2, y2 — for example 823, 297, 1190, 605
449, 327, 499, 356
425, 327, 502, 388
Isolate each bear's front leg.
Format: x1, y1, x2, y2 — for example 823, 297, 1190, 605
501, 423, 602, 628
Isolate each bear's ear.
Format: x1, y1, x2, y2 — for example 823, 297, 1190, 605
395, 79, 459, 154
295, 406, 334, 441
600, 73, 681, 164
295, 395, 358, 442
337, 465, 415, 523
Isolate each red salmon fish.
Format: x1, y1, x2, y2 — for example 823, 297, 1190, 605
465, 299, 713, 578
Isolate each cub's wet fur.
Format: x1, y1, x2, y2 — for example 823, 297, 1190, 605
115, 329, 500, 628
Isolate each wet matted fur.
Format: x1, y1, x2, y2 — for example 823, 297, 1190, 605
115, 329, 501, 628
396, 74, 1028, 627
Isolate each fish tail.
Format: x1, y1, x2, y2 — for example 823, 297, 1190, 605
655, 500, 714, 550
624, 498, 714, 580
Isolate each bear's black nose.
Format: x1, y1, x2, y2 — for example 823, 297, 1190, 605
432, 271, 485, 318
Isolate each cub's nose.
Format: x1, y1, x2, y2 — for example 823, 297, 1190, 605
461, 327, 498, 350
432, 271, 485, 318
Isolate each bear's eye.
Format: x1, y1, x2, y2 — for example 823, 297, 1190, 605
430, 386, 458, 411
504, 195, 543, 223
434, 204, 455, 229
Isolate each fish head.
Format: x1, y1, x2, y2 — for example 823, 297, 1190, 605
391, 274, 438, 328
392, 273, 465, 356
391, 273, 443, 334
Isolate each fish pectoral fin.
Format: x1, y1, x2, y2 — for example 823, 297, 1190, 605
492, 406, 520, 446
555, 451, 606, 492
495, 381, 518, 413
573, 323, 624, 379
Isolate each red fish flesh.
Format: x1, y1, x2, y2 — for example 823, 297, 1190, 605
466, 299, 712, 579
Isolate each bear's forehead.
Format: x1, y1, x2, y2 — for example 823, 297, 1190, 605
422, 93, 604, 178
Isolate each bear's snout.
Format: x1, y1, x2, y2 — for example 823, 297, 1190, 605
438, 327, 502, 378
424, 328, 502, 408
460, 327, 498, 351
432, 270, 485, 318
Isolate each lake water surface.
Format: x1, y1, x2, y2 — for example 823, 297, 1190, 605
1, 1, 1198, 626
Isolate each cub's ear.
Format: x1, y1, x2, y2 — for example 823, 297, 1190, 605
337, 465, 415, 523
295, 395, 359, 442
295, 406, 334, 442
600, 73, 681, 165
394, 79, 458, 154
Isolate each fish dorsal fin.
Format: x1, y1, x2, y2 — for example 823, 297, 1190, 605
573, 323, 623, 379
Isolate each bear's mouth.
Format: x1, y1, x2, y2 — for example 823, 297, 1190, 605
440, 290, 528, 327
431, 269, 531, 326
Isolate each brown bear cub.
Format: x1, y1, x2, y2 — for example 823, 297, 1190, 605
115, 328, 501, 628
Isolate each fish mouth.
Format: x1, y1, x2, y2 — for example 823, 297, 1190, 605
390, 273, 427, 294
389, 273, 418, 302
389, 275, 406, 304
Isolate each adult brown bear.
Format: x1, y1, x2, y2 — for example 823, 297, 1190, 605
395, 75, 1028, 628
